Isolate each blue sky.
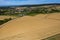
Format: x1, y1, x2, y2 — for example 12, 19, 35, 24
0, 0, 60, 6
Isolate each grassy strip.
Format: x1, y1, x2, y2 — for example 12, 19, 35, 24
42, 34, 60, 40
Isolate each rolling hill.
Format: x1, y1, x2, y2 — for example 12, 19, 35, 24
0, 13, 60, 40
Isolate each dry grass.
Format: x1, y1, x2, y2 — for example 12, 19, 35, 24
0, 15, 17, 20
0, 13, 60, 40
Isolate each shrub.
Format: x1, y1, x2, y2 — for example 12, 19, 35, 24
0, 18, 12, 25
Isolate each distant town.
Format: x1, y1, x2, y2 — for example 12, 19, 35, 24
0, 3, 60, 17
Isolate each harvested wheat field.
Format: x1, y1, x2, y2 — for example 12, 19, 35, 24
0, 16, 17, 20
0, 13, 60, 40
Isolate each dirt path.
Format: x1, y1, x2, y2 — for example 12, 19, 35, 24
0, 13, 60, 40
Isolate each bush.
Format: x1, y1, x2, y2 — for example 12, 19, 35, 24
0, 18, 12, 25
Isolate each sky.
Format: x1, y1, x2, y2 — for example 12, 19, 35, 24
0, 0, 60, 6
